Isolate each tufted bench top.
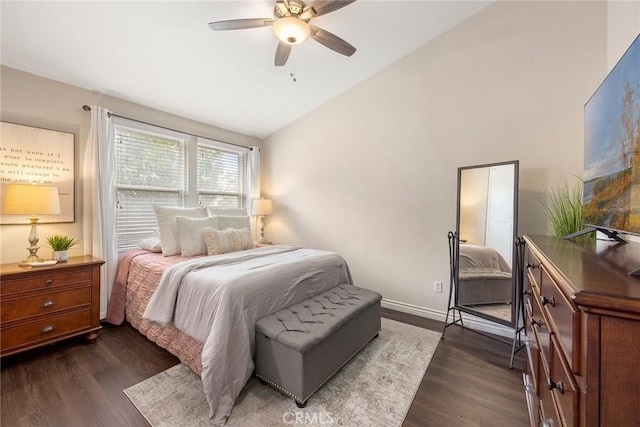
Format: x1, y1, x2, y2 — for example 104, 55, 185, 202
256, 284, 382, 354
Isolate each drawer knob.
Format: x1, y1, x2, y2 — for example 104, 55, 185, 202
523, 289, 532, 297
45, 278, 53, 285
41, 300, 56, 308
530, 317, 544, 328
540, 295, 556, 307
41, 325, 56, 334
527, 262, 539, 270
548, 378, 565, 394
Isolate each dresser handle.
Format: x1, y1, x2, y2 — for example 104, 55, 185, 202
548, 378, 565, 394
41, 300, 56, 308
530, 317, 543, 328
523, 289, 532, 297
45, 278, 53, 285
527, 262, 539, 270
41, 325, 56, 334
540, 295, 556, 307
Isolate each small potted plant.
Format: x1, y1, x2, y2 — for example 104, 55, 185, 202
46, 234, 79, 262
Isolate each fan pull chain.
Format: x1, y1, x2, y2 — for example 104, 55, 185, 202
290, 54, 297, 83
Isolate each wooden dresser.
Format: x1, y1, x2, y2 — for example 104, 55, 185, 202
523, 235, 640, 426
0, 256, 104, 357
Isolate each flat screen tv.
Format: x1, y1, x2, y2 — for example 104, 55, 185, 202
583, 34, 640, 239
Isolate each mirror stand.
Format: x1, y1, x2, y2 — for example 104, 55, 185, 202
442, 231, 526, 368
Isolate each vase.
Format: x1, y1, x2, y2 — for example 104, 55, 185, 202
52, 250, 69, 262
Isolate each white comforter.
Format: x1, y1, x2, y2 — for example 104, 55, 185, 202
143, 245, 351, 425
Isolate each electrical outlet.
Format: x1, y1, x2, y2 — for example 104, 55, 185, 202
434, 281, 443, 293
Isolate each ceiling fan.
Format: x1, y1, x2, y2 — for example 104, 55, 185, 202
208, 0, 357, 66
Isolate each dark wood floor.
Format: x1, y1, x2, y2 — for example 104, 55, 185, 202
1, 309, 528, 426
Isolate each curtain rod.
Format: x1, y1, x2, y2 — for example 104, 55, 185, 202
82, 105, 254, 151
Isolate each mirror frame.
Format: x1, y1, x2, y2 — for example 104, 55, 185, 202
454, 160, 519, 328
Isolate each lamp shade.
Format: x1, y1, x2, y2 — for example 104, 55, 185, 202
252, 198, 273, 216
2, 184, 61, 216
272, 17, 311, 45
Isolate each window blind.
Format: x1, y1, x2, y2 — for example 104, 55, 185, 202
114, 125, 186, 250
113, 122, 250, 252
197, 141, 247, 209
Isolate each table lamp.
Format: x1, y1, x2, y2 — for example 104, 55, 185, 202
251, 198, 273, 244
2, 184, 61, 265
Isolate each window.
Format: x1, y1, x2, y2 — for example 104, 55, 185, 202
113, 119, 249, 251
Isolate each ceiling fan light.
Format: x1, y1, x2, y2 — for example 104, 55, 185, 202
272, 17, 310, 45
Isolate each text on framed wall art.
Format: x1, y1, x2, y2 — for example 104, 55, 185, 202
0, 121, 75, 224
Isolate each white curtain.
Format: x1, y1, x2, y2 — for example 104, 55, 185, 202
82, 106, 117, 318
247, 146, 261, 240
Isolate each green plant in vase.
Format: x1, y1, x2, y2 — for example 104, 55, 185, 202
46, 234, 80, 262
540, 177, 594, 240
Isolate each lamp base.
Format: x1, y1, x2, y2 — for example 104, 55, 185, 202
19, 246, 43, 266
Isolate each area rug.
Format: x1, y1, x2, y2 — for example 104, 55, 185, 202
124, 318, 440, 426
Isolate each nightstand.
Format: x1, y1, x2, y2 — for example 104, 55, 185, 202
0, 256, 104, 357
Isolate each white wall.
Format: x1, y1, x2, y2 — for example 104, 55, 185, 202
0, 66, 261, 266
607, 0, 640, 69
261, 1, 610, 319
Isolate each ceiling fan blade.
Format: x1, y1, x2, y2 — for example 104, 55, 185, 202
310, 25, 356, 57
208, 18, 275, 31
275, 42, 292, 66
308, 0, 357, 17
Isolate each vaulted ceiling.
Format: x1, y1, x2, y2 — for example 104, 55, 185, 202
1, 1, 491, 138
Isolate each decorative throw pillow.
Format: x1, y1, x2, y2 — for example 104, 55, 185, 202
215, 215, 251, 230
203, 227, 254, 255
176, 216, 219, 257
153, 206, 207, 256
139, 236, 162, 253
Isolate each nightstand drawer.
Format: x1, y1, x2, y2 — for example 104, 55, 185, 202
1, 309, 91, 352
1, 269, 92, 295
1, 287, 91, 323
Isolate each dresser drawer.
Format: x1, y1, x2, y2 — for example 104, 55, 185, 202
539, 374, 562, 427
549, 335, 578, 427
1, 309, 92, 352
526, 248, 543, 289
1, 286, 91, 323
1, 269, 92, 295
540, 266, 581, 373
529, 288, 551, 375
525, 308, 541, 392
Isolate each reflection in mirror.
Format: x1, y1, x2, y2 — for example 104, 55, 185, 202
456, 161, 518, 327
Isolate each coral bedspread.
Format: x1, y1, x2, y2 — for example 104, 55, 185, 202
107, 245, 351, 426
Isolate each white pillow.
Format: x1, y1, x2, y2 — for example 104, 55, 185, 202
139, 237, 162, 253
176, 216, 219, 257
153, 206, 207, 256
203, 227, 254, 255
215, 215, 251, 230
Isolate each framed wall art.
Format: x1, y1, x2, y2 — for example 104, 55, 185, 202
0, 121, 75, 224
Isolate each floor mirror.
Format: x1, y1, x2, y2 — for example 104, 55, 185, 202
443, 160, 524, 364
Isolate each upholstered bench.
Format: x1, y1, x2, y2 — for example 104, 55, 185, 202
255, 284, 382, 408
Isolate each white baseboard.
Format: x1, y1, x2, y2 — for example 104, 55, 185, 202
381, 298, 515, 339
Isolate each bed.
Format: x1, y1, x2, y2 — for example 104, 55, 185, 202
457, 244, 512, 305
107, 244, 351, 426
